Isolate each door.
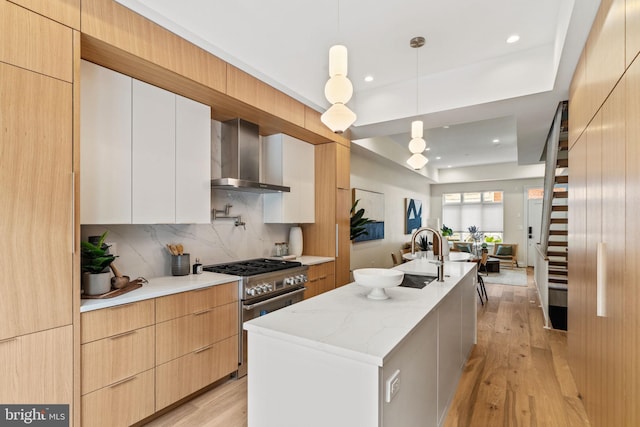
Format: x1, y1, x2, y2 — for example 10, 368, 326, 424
527, 196, 543, 266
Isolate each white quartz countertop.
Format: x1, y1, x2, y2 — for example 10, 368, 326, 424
80, 272, 240, 313
295, 255, 335, 265
244, 259, 476, 366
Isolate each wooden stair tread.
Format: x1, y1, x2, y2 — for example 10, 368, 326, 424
557, 158, 569, 168
549, 230, 568, 236
553, 191, 568, 199
550, 218, 568, 224
549, 241, 567, 247
547, 252, 568, 258
549, 277, 568, 284
552, 205, 568, 211
549, 269, 568, 276
555, 175, 569, 184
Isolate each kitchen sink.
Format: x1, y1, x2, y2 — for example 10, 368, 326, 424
399, 274, 438, 289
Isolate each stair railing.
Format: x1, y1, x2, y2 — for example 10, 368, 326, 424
540, 102, 565, 254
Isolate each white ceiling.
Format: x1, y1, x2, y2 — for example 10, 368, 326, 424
115, 0, 600, 172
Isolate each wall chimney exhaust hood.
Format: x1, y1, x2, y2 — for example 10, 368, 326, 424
211, 119, 290, 193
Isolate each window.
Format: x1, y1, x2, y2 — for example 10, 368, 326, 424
441, 191, 504, 241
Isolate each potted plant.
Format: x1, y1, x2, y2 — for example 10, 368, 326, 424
440, 224, 453, 237
81, 231, 116, 295
417, 234, 430, 252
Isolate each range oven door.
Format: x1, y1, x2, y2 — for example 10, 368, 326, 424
238, 286, 305, 377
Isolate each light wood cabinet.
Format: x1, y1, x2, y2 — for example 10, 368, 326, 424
302, 142, 351, 286
81, 325, 155, 395
80, 300, 155, 425
155, 281, 237, 323
0, 62, 73, 340
263, 134, 315, 224
81, 299, 155, 344
155, 282, 239, 409
304, 262, 335, 300
156, 335, 237, 410
0, 0, 73, 82
156, 302, 238, 365
0, 326, 73, 404
81, 368, 155, 427
81, 60, 211, 225
9, 0, 80, 30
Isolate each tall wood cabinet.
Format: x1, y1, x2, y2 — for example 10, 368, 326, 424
0, 0, 75, 412
302, 142, 351, 286
568, 1, 640, 425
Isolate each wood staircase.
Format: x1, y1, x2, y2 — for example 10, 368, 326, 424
541, 101, 569, 330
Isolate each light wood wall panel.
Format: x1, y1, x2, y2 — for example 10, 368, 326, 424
600, 79, 625, 427
0, 62, 73, 340
80, 0, 226, 93
567, 133, 586, 396
0, 0, 73, 81
336, 188, 351, 286
9, 0, 80, 29
627, 0, 640, 67
624, 57, 640, 427
569, 50, 588, 148
584, 0, 625, 121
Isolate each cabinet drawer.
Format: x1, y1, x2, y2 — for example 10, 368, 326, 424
156, 302, 238, 365
155, 335, 238, 410
155, 282, 238, 322
81, 368, 155, 427
81, 299, 155, 343
81, 325, 155, 395
307, 261, 335, 280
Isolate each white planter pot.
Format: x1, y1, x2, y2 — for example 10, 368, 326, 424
82, 271, 112, 295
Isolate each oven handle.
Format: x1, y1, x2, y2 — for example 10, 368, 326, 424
242, 287, 306, 310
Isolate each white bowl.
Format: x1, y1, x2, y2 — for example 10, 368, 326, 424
353, 268, 404, 300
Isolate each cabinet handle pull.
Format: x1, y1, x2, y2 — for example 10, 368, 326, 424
0, 337, 18, 345
108, 303, 134, 311
194, 344, 213, 354
596, 242, 607, 317
193, 287, 212, 292
308, 278, 319, 283
109, 330, 136, 340
193, 308, 212, 316
109, 375, 137, 388
71, 172, 75, 254
318, 275, 327, 280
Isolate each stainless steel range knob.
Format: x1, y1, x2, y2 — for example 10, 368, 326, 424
255, 287, 263, 294
247, 288, 255, 296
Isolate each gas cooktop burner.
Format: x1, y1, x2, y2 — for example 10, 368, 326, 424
203, 258, 303, 276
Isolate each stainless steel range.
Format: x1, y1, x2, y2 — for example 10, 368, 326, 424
203, 258, 308, 377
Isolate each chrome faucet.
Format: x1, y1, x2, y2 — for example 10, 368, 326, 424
411, 226, 445, 282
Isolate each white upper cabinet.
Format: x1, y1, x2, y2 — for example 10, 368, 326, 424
81, 60, 211, 224
263, 134, 315, 224
80, 60, 132, 224
132, 79, 176, 224
175, 95, 211, 224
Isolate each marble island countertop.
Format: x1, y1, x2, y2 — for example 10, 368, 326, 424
244, 259, 476, 366
80, 272, 240, 313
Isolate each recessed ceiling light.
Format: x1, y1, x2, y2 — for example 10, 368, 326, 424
425, 147, 431, 151
492, 139, 500, 143
436, 156, 441, 160
506, 34, 520, 44
364, 75, 374, 82
447, 165, 452, 168
443, 125, 449, 129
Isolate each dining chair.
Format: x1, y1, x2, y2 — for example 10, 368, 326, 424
391, 252, 400, 266
478, 251, 489, 275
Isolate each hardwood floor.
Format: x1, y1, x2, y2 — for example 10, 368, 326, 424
144, 269, 590, 427
444, 269, 590, 427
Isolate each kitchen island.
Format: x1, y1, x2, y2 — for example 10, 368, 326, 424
244, 259, 477, 427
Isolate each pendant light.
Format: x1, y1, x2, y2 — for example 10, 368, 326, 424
321, 1, 356, 134
407, 36, 428, 170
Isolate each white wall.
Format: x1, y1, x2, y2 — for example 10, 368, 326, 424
350, 146, 431, 271
429, 177, 543, 266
